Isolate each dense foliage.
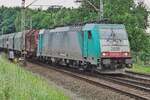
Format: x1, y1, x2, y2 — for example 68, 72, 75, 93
0, 0, 149, 53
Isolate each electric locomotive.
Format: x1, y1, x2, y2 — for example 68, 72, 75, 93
37, 23, 132, 73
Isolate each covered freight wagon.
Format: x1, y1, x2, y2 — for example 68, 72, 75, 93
0, 35, 4, 49
7, 33, 15, 50
3, 34, 9, 49
0, 30, 38, 57
25, 29, 39, 57
14, 32, 24, 51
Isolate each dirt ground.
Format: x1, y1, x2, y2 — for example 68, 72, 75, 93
25, 62, 135, 100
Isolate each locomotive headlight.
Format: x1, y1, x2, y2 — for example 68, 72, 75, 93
102, 52, 109, 57
124, 52, 129, 56
102, 52, 107, 56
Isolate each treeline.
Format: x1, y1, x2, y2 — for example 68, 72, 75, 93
0, 0, 149, 54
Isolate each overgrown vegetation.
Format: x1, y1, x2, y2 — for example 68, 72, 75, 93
0, 55, 69, 100
0, 0, 150, 60
132, 64, 150, 73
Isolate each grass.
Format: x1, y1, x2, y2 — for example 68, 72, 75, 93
0, 55, 69, 100
131, 64, 150, 74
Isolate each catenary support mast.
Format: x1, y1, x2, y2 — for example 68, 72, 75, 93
21, 0, 26, 65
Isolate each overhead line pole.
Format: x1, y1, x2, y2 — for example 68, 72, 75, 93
21, 0, 39, 65
99, 0, 103, 20
21, 0, 26, 65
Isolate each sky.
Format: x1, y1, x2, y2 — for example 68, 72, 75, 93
0, 0, 80, 9
0, 0, 149, 9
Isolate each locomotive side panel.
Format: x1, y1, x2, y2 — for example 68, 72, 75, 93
66, 30, 83, 60
40, 26, 83, 61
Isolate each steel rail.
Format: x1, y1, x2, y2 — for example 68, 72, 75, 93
125, 70, 150, 79
110, 76, 150, 88
100, 75, 150, 92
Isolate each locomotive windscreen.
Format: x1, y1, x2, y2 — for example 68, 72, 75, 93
99, 24, 130, 52
100, 28, 128, 40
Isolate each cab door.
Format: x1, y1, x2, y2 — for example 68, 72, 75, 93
83, 29, 100, 64
83, 30, 93, 57
83, 30, 88, 58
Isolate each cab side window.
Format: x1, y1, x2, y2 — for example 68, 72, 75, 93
88, 31, 92, 39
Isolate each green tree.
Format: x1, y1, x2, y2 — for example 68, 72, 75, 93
0, 0, 149, 53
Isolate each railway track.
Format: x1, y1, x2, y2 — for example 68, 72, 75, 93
100, 75, 150, 92
28, 61, 150, 100
100, 70, 150, 92
122, 71, 150, 85
125, 70, 150, 80
108, 75, 150, 89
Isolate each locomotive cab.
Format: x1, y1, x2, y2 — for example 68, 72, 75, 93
99, 24, 132, 70
82, 24, 132, 71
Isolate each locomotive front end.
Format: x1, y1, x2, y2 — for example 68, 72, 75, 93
99, 24, 132, 70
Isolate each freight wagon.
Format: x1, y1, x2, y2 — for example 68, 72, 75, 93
0, 30, 38, 57
25, 30, 39, 58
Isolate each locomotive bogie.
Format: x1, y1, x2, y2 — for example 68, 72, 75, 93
101, 58, 132, 69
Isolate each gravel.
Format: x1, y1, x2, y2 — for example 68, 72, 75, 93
25, 62, 136, 100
